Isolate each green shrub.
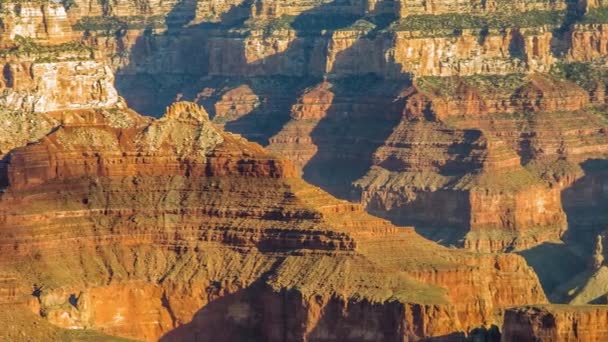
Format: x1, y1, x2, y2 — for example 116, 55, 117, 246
390, 11, 565, 37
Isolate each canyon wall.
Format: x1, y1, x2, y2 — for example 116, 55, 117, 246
502, 305, 608, 341
40, 0, 608, 252
0, 0, 608, 339
0, 102, 547, 341
0, 0, 606, 258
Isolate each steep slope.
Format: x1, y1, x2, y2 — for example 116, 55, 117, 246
353, 74, 608, 251
502, 305, 608, 341
7, 0, 605, 254
0, 102, 546, 341
2, 1, 608, 339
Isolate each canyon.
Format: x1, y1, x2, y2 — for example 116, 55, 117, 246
0, 0, 608, 341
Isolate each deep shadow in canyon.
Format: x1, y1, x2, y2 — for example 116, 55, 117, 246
113, 0, 408, 194
561, 159, 608, 249
159, 279, 501, 342
518, 159, 608, 302
109, 0, 608, 302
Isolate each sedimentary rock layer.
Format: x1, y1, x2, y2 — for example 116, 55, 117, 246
502, 305, 608, 341
0, 102, 546, 341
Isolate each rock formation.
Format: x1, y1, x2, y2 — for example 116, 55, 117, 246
0, 0, 608, 340
593, 234, 606, 270
0, 102, 547, 341
502, 305, 608, 341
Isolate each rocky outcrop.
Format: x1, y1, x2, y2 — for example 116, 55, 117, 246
51, 0, 594, 82
1, 1, 608, 340
52, 0, 607, 256
344, 69, 608, 252
0, 101, 548, 340
0, 1, 76, 45
267, 77, 404, 191
403, 74, 589, 120
502, 305, 608, 341
212, 84, 261, 123
569, 23, 608, 62
0, 59, 119, 112
267, 81, 336, 171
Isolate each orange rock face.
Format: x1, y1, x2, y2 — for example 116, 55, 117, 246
502, 305, 608, 341
2, 0, 608, 340
0, 102, 548, 341
0, 2, 76, 45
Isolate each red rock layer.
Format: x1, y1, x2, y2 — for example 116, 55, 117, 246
502, 305, 608, 341
405, 74, 589, 121
0, 102, 547, 341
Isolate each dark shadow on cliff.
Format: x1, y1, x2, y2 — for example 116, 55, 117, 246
111, 0, 410, 196
0, 154, 9, 190
165, 0, 197, 29
560, 159, 608, 257
219, 76, 321, 145
160, 283, 268, 342
304, 296, 496, 342
301, 73, 408, 198
550, 0, 585, 57
114, 0, 254, 117
518, 241, 586, 302
161, 280, 501, 341
289, 5, 407, 197
517, 159, 608, 302
215, 1, 399, 148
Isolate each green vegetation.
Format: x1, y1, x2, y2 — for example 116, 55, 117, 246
242, 14, 359, 36
0, 305, 136, 342
0, 0, 50, 3
525, 159, 584, 185
390, 10, 565, 37
415, 74, 527, 96
454, 167, 544, 192
336, 18, 376, 32
73, 15, 166, 34
241, 13, 396, 37
551, 61, 608, 90
243, 15, 297, 37
239, 9, 569, 38
415, 76, 464, 95
465, 74, 528, 93
580, 7, 608, 24
0, 35, 93, 62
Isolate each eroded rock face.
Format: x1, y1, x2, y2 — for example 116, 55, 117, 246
263, 71, 608, 251
0, 2, 76, 45
0, 60, 119, 112
0, 102, 547, 341
48, 0, 608, 253
502, 305, 608, 341
41, 0, 599, 83
1, 0, 608, 340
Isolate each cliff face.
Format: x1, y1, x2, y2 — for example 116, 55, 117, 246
0, 102, 548, 340
0, 2, 76, 45
353, 79, 607, 251
1, 0, 608, 339
502, 305, 608, 341
397, 0, 566, 17
48, 0, 602, 83
0, 20, 122, 188
11, 0, 604, 82
0, 59, 119, 113
52, 0, 608, 252
265, 70, 607, 251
